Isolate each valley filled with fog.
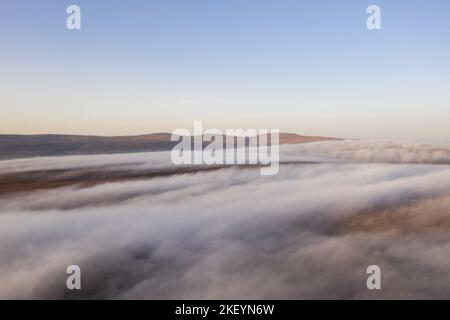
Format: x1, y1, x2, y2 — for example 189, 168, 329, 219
1, 140, 450, 299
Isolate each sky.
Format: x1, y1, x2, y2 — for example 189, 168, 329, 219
0, 0, 450, 140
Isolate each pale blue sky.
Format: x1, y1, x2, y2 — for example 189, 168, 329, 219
1, 0, 450, 140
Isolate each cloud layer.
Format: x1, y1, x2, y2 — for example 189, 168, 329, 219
1, 140, 450, 299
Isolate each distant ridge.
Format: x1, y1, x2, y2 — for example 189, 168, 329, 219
0, 133, 341, 160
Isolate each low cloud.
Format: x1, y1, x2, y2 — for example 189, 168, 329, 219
1, 140, 450, 299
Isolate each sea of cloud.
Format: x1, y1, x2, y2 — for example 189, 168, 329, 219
1, 140, 450, 299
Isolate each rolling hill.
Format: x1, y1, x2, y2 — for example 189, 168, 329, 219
0, 133, 340, 160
